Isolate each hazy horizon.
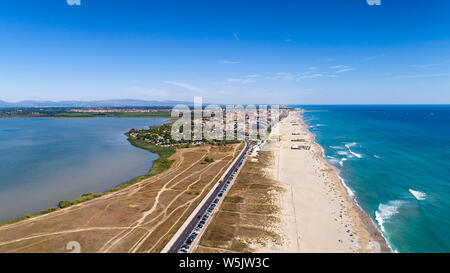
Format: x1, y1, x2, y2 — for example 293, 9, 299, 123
2, 98, 450, 106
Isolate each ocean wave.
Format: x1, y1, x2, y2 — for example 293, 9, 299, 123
345, 143, 362, 158
375, 200, 405, 233
409, 189, 427, 200
329, 145, 345, 150
338, 176, 354, 197
337, 151, 349, 156
339, 158, 347, 166
374, 155, 381, 159
327, 158, 340, 165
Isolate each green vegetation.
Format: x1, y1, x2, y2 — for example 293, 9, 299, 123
123, 136, 176, 178
53, 112, 170, 118
0, 124, 176, 227
204, 157, 214, 163
0, 108, 171, 118
0, 208, 61, 227
128, 123, 241, 147
58, 200, 71, 208
71, 193, 103, 205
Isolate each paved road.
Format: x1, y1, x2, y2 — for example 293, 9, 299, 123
168, 142, 250, 253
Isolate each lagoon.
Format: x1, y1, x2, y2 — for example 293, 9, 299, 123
0, 118, 166, 222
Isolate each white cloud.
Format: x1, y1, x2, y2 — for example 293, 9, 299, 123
219, 60, 240, 64
225, 74, 260, 84
299, 73, 324, 79
163, 81, 202, 92
335, 68, 355, 73
233, 32, 240, 40
298, 69, 339, 80
267, 72, 294, 80
226, 78, 255, 84
66, 0, 81, 6
391, 73, 450, 79
329, 65, 355, 73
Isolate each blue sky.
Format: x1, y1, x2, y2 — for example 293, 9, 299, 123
0, 0, 449, 104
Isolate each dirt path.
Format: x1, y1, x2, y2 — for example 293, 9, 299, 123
0, 144, 243, 253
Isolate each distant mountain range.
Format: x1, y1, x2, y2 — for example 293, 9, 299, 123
0, 99, 193, 108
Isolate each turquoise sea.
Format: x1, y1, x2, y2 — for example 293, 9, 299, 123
0, 118, 166, 222
295, 105, 450, 253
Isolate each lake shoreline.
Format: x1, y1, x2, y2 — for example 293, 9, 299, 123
0, 118, 173, 226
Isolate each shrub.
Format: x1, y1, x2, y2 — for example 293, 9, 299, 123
58, 200, 71, 208
204, 157, 214, 163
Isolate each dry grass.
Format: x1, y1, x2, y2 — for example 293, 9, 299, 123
0, 143, 243, 253
196, 151, 285, 253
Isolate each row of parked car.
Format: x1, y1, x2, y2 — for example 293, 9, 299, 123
178, 148, 248, 253
248, 140, 267, 155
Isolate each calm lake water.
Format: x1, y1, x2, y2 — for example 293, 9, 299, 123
0, 118, 166, 222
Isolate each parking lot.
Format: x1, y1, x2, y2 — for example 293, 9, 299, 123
169, 142, 250, 253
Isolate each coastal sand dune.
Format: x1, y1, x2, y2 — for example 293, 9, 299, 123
259, 110, 389, 253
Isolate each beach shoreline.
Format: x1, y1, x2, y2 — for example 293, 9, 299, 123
303, 111, 391, 252
262, 109, 390, 253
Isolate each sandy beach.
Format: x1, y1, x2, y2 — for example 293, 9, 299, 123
260, 109, 389, 253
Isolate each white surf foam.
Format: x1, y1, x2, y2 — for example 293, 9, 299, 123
409, 189, 427, 200
345, 143, 362, 158
338, 176, 355, 197
374, 155, 381, 159
375, 200, 404, 232
326, 157, 340, 165
329, 145, 345, 150
339, 158, 347, 166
